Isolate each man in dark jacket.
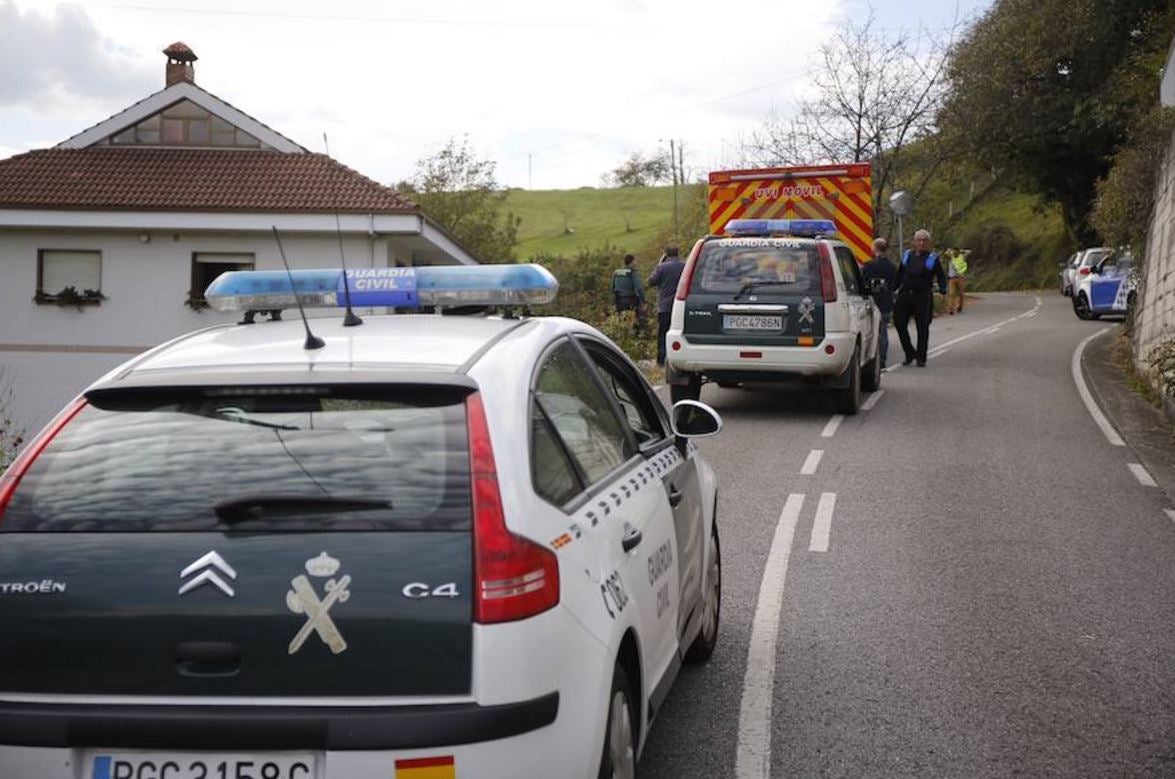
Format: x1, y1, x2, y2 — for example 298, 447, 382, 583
893, 229, 948, 367
611, 254, 645, 331
861, 237, 896, 369
647, 246, 686, 366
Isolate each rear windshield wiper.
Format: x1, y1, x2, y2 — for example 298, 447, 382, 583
214, 494, 393, 524
213, 409, 300, 430
734, 280, 792, 300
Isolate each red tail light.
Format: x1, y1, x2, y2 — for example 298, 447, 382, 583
466, 392, 559, 624
1079, 267, 1091, 275
675, 240, 705, 301
0, 397, 87, 525
818, 243, 838, 303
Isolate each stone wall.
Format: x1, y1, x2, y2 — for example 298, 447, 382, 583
1135, 129, 1175, 383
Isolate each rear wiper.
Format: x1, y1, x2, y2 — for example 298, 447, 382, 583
214, 494, 392, 524
734, 280, 790, 300
214, 409, 299, 430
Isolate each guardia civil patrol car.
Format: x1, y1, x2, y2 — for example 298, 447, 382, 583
665, 219, 882, 413
1072, 250, 1138, 320
0, 265, 723, 779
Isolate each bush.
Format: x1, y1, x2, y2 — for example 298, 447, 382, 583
0, 368, 25, 475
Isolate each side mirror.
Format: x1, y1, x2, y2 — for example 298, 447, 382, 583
670, 400, 723, 438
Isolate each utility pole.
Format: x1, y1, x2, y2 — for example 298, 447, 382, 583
669, 139, 679, 247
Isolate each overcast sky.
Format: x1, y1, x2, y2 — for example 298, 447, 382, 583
0, 0, 994, 190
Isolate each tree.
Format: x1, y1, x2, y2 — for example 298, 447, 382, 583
400, 137, 520, 264
607, 150, 673, 188
747, 10, 957, 219
940, 0, 1172, 244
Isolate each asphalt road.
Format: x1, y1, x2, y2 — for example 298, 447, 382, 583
642, 292, 1175, 778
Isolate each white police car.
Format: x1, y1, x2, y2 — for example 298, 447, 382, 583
1072, 250, 1138, 320
665, 219, 882, 413
0, 265, 723, 779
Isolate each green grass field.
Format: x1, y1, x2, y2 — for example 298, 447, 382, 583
505, 186, 685, 260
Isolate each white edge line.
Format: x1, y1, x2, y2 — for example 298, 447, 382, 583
861, 389, 885, 411
809, 492, 836, 552
821, 415, 844, 438
735, 493, 805, 779
1164, 508, 1175, 524
800, 449, 824, 475
1129, 463, 1158, 487
1071, 327, 1125, 446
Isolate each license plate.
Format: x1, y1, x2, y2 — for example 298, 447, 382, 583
89, 752, 317, 779
723, 314, 783, 331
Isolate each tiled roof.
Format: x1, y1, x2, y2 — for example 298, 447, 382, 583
0, 148, 417, 214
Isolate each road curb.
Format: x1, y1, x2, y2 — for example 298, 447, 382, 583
1080, 326, 1175, 501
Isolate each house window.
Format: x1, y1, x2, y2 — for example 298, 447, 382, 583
190, 252, 254, 307
37, 250, 103, 305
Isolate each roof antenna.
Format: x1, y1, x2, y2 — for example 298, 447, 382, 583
324, 132, 363, 327
271, 226, 325, 350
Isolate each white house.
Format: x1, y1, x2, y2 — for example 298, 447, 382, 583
0, 43, 478, 438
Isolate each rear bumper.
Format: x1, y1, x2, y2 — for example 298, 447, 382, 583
666, 331, 855, 379
0, 693, 558, 750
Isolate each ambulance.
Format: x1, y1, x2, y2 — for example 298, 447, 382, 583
707, 163, 875, 262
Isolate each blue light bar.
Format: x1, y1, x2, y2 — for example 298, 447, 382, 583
204, 264, 559, 312
724, 218, 837, 238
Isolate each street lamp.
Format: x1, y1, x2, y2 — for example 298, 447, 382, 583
889, 190, 913, 257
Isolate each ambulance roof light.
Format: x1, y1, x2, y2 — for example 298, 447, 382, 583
724, 219, 837, 238
204, 264, 559, 313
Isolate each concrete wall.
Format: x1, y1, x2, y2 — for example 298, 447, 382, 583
1135, 129, 1175, 380
0, 227, 411, 437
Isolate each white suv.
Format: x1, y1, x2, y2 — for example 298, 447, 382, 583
665, 221, 882, 414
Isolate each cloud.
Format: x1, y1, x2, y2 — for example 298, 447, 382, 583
0, 0, 153, 108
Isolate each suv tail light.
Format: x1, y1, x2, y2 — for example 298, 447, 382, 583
466, 392, 559, 624
0, 397, 87, 525
817, 243, 838, 303
1079, 267, 1091, 275
675, 241, 705, 301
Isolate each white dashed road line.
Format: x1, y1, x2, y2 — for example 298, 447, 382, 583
736, 493, 805, 779
809, 492, 837, 552
821, 415, 844, 438
1071, 327, 1126, 447
1165, 509, 1175, 524
861, 390, 885, 412
1129, 463, 1158, 487
926, 295, 1042, 361
800, 449, 824, 475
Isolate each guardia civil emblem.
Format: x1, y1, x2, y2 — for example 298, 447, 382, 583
286, 552, 351, 655
798, 297, 816, 325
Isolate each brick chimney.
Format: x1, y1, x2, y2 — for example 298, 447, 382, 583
163, 42, 197, 86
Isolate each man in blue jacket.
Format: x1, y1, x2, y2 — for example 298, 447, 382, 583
893, 229, 947, 367
861, 237, 896, 369
647, 247, 686, 366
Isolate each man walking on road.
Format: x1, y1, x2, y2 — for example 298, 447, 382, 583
862, 237, 897, 369
612, 253, 645, 332
647, 246, 686, 366
894, 229, 947, 367
947, 249, 969, 314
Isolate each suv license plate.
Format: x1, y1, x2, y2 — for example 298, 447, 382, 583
723, 314, 782, 331
89, 752, 317, 779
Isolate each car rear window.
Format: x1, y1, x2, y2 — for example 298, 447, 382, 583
3, 385, 471, 532
694, 240, 821, 295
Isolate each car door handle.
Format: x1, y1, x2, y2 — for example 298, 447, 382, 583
667, 484, 684, 508
174, 641, 241, 678
621, 524, 643, 553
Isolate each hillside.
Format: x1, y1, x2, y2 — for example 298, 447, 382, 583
505, 186, 683, 260
504, 176, 1073, 292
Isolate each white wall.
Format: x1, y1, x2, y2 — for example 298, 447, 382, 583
0, 227, 401, 437
1135, 130, 1175, 378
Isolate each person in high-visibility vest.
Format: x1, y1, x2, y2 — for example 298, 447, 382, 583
947, 248, 969, 314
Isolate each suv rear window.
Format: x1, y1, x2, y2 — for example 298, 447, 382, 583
3, 385, 471, 532
694, 240, 821, 295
